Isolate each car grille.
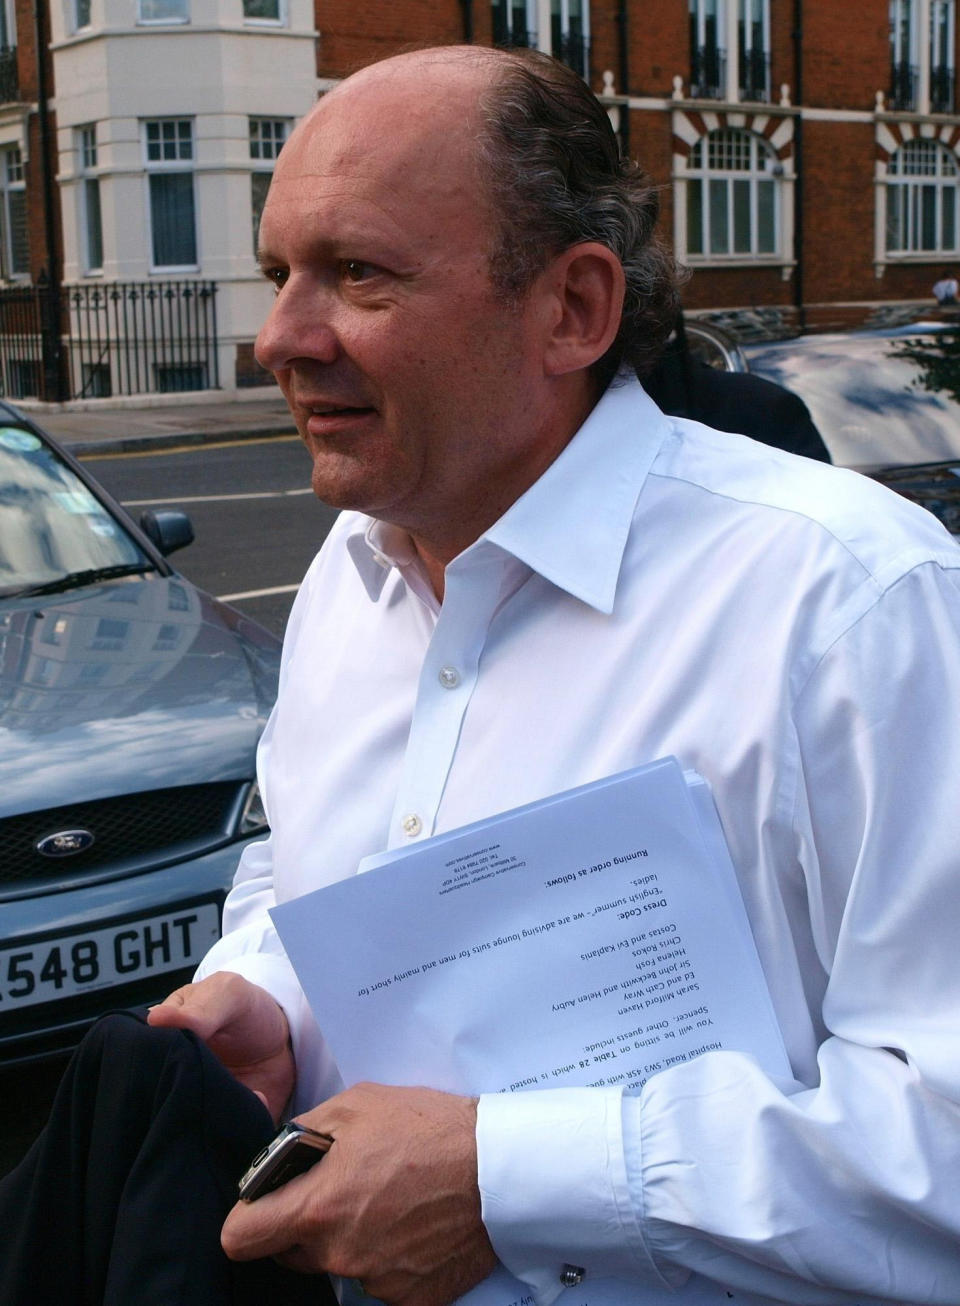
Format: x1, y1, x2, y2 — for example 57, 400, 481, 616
0, 781, 245, 891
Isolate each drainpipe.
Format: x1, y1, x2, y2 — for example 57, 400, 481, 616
792, 0, 806, 331
460, 0, 473, 43
617, 0, 630, 155
33, 0, 66, 399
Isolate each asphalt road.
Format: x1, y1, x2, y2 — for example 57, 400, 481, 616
1, 434, 340, 1178
88, 433, 341, 639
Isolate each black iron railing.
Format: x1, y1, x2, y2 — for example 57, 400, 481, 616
930, 63, 955, 113
0, 280, 219, 400
0, 47, 18, 103
739, 47, 770, 102
890, 59, 918, 110
690, 43, 726, 99
554, 27, 589, 78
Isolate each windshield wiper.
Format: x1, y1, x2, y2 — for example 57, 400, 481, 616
6, 562, 157, 599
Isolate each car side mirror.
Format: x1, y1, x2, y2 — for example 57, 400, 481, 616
139, 508, 195, 556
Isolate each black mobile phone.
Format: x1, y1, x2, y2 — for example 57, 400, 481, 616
238, 1121, 334, 1202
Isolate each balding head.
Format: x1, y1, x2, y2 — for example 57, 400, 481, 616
283, 45, 681, 387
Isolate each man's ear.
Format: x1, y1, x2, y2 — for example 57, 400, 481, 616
539, 242, 626, 377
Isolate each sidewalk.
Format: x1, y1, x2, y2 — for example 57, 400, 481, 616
11, 390, 298, 456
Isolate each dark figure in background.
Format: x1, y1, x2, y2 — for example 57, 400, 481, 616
644, 316, 832, 463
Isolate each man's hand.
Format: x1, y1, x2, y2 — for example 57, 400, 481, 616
221, 1082, 498, 1306
147, 971, 294, 1124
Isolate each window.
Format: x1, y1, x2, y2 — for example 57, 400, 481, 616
552, 0, 589, 77
74, 0, 91, 28
686, 129, 778, 258
931, 0, 955, 111
890, 0, 918, 109
249, 116, 289, 255
886, 139, 959, 253
138, 0, 189, 21
143, 118, 197, 269
491, 1, 589, 76
738, 0, 769, 101
77, 125, 103, 274
0, 146, 28, 279
690, 0, 725, 98
242, 0, 281, 21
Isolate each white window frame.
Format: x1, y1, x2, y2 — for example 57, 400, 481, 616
885, 138, 960, 255
249, 116, 290, 256
689, 0, 726, 99
77, 124, 103, 275
930, 0, 955, 109
738, 0, 770, 101
241, 0, 285, 27
137, 0, 189, 24
142, 118, 198, 273
683, 128, 781, 262
0, 0, 16, 48
0, 145, 28, 281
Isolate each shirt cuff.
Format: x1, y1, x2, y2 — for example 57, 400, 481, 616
194, 938, 343, 1114
476, 1087, 671, 1306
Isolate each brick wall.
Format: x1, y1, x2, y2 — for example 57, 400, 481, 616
317, 0, 466, 77
802, 0, 889, 110
801, 120, 877, 302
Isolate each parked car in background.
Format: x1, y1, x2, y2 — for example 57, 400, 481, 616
686, 317, 960, 537
0, 408, 280, 1064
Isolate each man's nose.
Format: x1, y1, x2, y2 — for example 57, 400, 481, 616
254, 284, 340, 373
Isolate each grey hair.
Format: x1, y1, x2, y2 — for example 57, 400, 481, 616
476, 48, 684, 388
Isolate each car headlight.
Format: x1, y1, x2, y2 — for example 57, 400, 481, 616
238, 780, 269, 836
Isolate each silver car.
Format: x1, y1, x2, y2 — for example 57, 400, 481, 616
0, 408, 280, 1064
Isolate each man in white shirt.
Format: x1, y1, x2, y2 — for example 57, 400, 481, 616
146, 44, 960, 1306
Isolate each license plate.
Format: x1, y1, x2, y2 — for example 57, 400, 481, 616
0, 901, 221, 1010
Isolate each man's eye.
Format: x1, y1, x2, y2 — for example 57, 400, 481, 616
262, 267, 288, 291
342, 260, 375, 282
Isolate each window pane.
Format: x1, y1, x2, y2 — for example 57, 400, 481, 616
139, 0, 188, 18
243, 0, 280, 18
733, 178, 751, 252
75, 0, 91, 27
688, 178, 703, 253
942, 184, 957, 249
149, 173, 196, 266
251, 171, 271, 256
709, 178, 729, 253
886, 184, 903, 251
921, 183, 937, 249
8, 188, 27, 274
757, 177, 775, 252
85, 177, 103, 270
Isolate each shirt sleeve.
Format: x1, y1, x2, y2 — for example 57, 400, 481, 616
477, 560, 960, 1304
192, 561, 345, 1113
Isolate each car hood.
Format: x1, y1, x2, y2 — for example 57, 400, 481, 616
0, 574, 280, 818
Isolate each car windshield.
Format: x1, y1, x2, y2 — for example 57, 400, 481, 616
0, 426, 151, 597
744, 324, 960, 469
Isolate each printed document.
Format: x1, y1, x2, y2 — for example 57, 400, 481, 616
272, 756, 792, 1306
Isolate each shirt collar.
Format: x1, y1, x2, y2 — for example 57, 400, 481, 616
346, 376, 669, 614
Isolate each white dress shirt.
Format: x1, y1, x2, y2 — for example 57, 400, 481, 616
197, 377, 960, 1305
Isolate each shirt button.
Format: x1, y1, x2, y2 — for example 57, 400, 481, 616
560, 1265, 585, 1287
401, 813, 422, 838
438, 665, 460, 689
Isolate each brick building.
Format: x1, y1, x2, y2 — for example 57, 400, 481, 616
0, 0, 957, 399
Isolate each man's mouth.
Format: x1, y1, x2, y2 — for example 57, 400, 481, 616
303, 404, 377, 435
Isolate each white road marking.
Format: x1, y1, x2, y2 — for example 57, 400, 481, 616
123, 488, 314, 507
217, 583, 301, 601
